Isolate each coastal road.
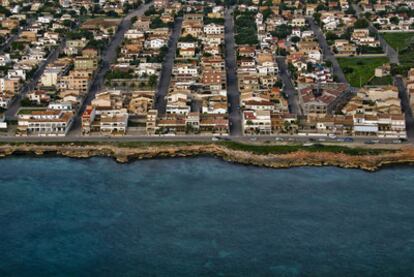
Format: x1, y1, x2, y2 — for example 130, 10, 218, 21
154, 17, 183, 114
306, 17, 348, 85
69, 3, 151, 135
276, 56, 301, 115
0, 133, 406, 146
5, 39, 65, 120
352, 3, 399, 64
224, 7, 242, 136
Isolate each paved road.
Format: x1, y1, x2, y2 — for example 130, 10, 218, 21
154, 17, 183, 114
0, 133, 406, 146
5, 40, 65, 120
69, 3, 151, 135
351, 4, 414, 139
352, 3, 399, 64
306, 17, 349, 85
276, 56, 301, 115
224, 7, 242, 136
0, 18, 34, 54
395, 76, 414, 140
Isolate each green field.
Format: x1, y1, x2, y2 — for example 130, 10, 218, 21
382, 32, 414, 75
382, 32, 414, 52
367, 75, 393, 86
337, 57, 389, 87
221, 141, 392, 156
0, 141, 393, 156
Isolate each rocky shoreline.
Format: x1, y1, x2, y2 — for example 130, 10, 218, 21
1, 142, 414, 171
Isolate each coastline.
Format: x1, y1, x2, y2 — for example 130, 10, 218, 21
1, 141, 414, 171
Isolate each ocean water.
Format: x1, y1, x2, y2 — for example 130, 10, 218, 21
0, 157, 413, 276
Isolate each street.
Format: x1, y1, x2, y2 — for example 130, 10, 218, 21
351, 3, 414, 139
352, 3, 399, 64
5, 39, 65, 120
69, 3, 151, 135
395, 76, 414, 140
0, 18, 34, 54
276, 56, 301, 115
154, 17, 183, 114
306, 17, 348, 85
224, 7, 242, 136
0, 132, 407, 147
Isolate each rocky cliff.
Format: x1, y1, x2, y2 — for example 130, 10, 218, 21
1, 142, 414, 171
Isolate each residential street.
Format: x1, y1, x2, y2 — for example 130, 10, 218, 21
5, 39, 65, 120
224, 7, 242, 136
0, 18, 34, 54
154, 17, 183, 114
395, 76, 414, 139
69, 3, 151, 135
351, 4, 414, 139
306, 17, 348, 85
276, 56, 301, 115
352, 3, 399, 64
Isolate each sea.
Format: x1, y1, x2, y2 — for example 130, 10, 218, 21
0, 157, 413, 276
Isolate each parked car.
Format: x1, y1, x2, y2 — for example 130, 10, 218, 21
344, 137, 354, 143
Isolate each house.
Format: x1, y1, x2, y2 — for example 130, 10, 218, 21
375, 64, 391, 77
41, 68, 61, 87
27, 90, 51, 104
334, 39, 357, 56
243, 110, 272, 135
144, 38, 166, 49
17, 109, 74, 136
179, 47, 196, 57
203, 23, 224, 35
298, 83, 349, 116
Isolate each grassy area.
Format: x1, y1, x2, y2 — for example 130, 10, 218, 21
17, 108, 46, 115
367, 75, 393, 86
337, 57, 389, 87
382, 32, 414, 75
0, 141, 394, 156
382, 32, 414, 52
221, 142, 392, 156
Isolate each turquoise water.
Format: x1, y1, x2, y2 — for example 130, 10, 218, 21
0, 157, 414, 276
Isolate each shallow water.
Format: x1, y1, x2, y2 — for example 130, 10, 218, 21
0, 157, 413, 276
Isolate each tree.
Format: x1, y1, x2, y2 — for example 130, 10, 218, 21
313, 13, 322, 25
390, 16, 400, 25
262, 9, 272, 21
80, 6, 88, 16
316, 4, 328, 11
274, 80, 283, 88
290, 36, 300, 44
354, 18, 369, 29
325, 31, 338, 41
148, 74, 158, 88
150, 17, 168, 29
272, 24, 292, 39
306, 62, 313, 73
20, 98, 32, 107
106, 10, 119, 17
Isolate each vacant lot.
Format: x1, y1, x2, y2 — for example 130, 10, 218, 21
337, 57, 389, 87
383, 32, 414, 75
382, 32, 414, 51
367, 75, 393, 86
